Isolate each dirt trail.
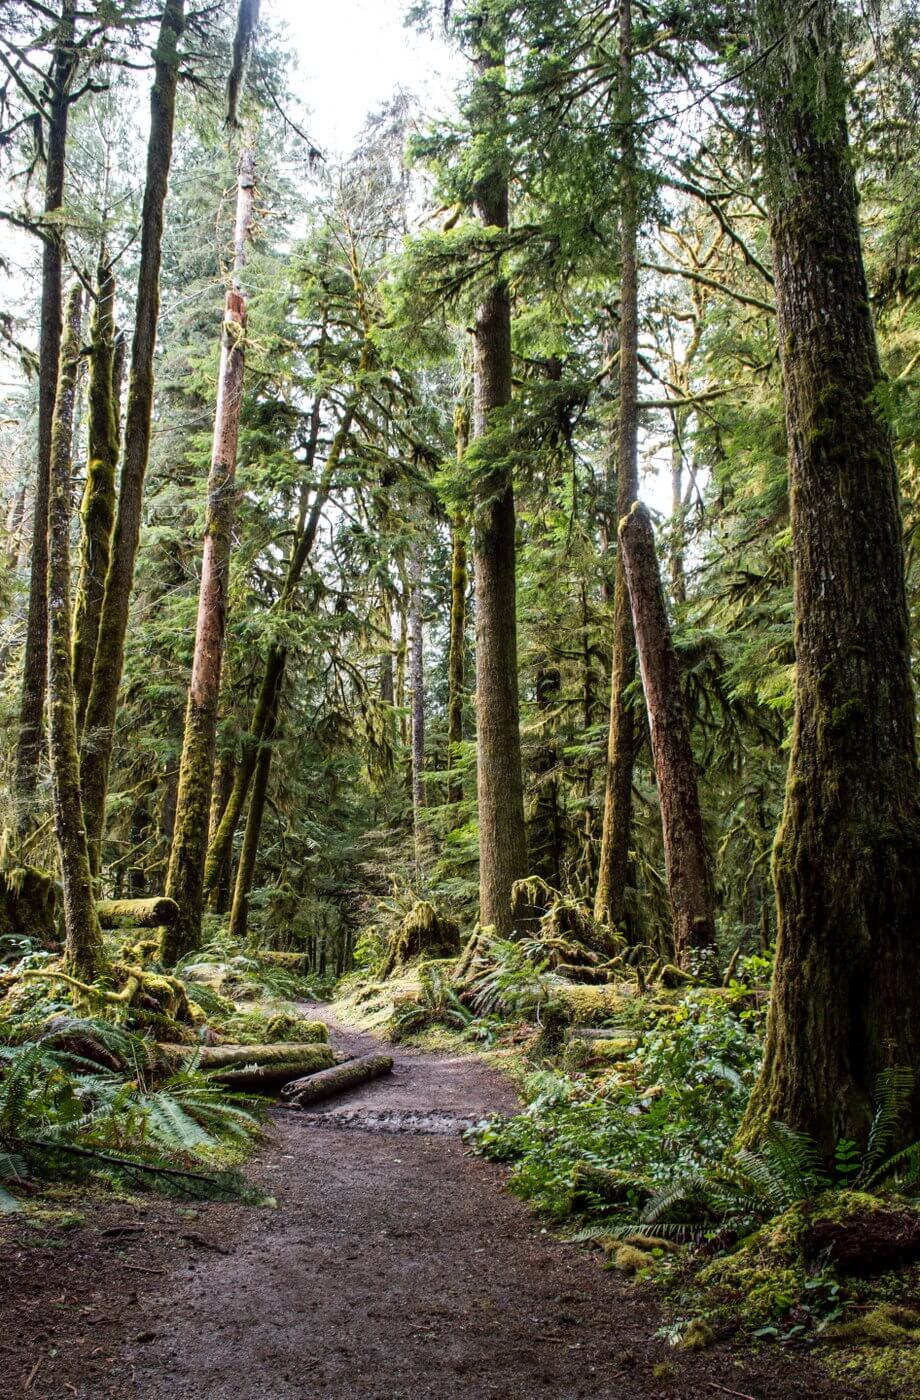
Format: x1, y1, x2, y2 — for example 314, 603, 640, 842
2, 1007, 861, 1399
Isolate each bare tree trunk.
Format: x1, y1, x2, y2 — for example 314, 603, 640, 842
73, 246, 120, 731
742, 0, 920, 1155
594, 0, 639, 933
164, 146, 256, 965
227, 681, 280, 944
202, 398, 356, 901
80, 0, 185, 872
447, 403, 469, 815
208, 743, 236, 913
409, 541, 426, 866
620, 502, 715, 966
46, 285, 104, 980
15, 0, 77, 832
471, 17, 527, 935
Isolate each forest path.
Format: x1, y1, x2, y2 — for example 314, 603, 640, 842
3, 1005, 860, 1400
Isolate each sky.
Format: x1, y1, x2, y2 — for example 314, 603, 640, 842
271, 0, 459, 156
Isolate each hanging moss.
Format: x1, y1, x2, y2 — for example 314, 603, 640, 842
380, 901, 461, 978
0, 865, 58, 948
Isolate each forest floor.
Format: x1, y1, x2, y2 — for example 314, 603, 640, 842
1, 1005, 865, 1400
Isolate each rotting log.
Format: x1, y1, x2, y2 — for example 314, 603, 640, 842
96, 897, 179, 929
160, 1042, 335, 1087
282, 1053, 393, 1107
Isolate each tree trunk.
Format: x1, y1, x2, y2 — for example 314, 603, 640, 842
207, 743, 236, 913
409, 540, 426, 866
447, 403, 469, 815
15, 0, 77, 831
281, 1053, 394, 1107
742, 0, 920, 1155
201, 399, 356, 902
80, 0, 185, 872
619, 502, 715, 965
72, 246, 120, 732
46, 285, 105, 981
594, 0, 639, 934
165, 146, 256, 964
471, 19, 527, 935
227, 678, 280, 944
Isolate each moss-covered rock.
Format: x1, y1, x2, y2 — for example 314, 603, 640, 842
676, 1318, 716, 1351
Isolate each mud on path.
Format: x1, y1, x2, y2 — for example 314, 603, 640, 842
2, 1005, 862, 1400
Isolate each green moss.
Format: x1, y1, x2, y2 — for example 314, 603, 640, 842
677, 1318, 716, 1351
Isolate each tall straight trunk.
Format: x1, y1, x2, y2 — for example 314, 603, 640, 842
73, 247, 120, 731
620, 503, 715, 964
447, 403, 469, 814
15, 0, 77, 830
594, 0, 639, 932
80, 0, 185, 872
46, 286, 104, 980
471, 21, 527, 935
202, 398, 356, 901
5, 486, 26, 566
409, 542, 426, 865
742, 0, 920, 1155
227, 679, 280, 944
164, 147, 256, 964
208, 743, 236, 913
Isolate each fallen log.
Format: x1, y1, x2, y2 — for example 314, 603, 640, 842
96, 897, 179, 929
160, 1042, 335, 1087
282, 1053, 393, 1107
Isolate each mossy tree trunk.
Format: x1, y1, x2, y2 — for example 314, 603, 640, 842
227, 678, 279, 944
15, 0, 77, 832
164, 146, 256, 965
470, 16, 527, 935
409, 538, 426, 867
207, 741, 236, 913
80, 0, 185, 873
447, 402, 469, 816
201, 397, 357, 905
72, 245, 120, 733
594, 0, 639, 936
741, 0, 920, 1155
47, 286, 105, 981
620, 502, 715, 965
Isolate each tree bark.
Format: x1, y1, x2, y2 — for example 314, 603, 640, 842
46, 285, 105, 981
72, 246, 120, 732
227, 678, 280, 943
80, 0, 185, 872
207, 743, 236, 913
409, 539, 426, 866
619, 502, 715, 965
15, 0, 77, 831
742, 0, 920, 1155
594, 0, 639, 934
281, 1054, 394, 1108
447, 403, 469, 815
471, 18, 527, 935
165, 146, 256, 964
201, 399, 356, 902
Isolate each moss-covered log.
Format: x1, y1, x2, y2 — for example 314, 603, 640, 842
161, 1042, 335, 1084
0, 866, 58, 948
281, 1053, 393, 1107
95, 897, 178, 929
